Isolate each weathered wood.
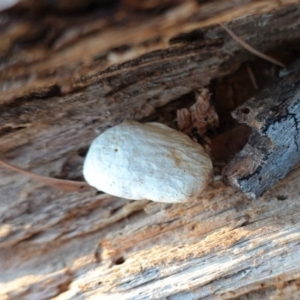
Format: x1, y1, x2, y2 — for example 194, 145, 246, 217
2, 2, 300, 180
223, 61, 300, 198
2, 1, 300, 299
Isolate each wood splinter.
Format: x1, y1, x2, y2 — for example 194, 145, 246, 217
223, 61, 300, 198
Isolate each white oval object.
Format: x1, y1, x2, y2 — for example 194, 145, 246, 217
83, 120, 212, 203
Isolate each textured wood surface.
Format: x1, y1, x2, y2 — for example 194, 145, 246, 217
223, 62, 300, 198
2, 1, 300, 299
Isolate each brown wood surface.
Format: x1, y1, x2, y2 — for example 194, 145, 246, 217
1, 1, 300, 299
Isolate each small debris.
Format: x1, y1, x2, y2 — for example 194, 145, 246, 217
177, 88, 219, 135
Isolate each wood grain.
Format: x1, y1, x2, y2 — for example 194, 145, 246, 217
1, 1, 300, 299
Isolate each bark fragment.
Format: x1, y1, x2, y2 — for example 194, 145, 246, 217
223, 61, 300, 198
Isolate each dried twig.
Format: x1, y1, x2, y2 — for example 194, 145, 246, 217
0, 158, 90, 192
220, 23, 286, 68
246, 65, 258, 90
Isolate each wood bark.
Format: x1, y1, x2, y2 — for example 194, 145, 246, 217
223, 61, 300, 198
2, 1, 300, 299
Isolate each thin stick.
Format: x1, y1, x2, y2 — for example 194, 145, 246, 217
220, 23, 286, 68
0, 158, 91, 192
246, 65, 258, 90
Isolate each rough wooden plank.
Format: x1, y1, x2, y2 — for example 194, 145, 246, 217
3, 171, 300, 299
223, 61, 300, 198
0, 0, 298, 100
